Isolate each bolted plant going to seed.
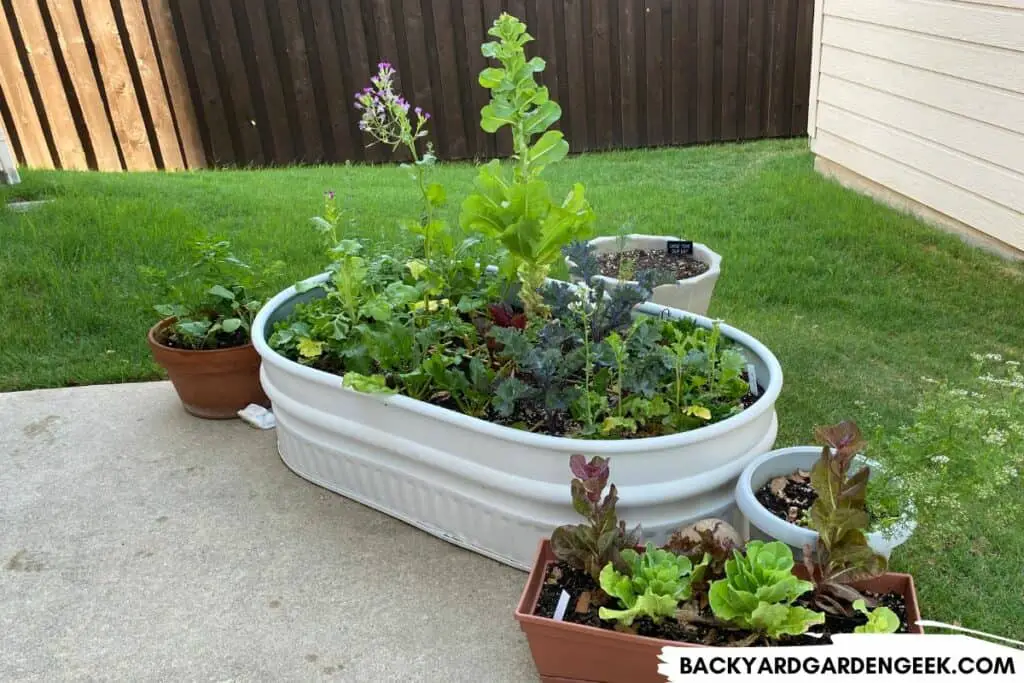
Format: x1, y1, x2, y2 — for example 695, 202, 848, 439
460, 13, 594, 319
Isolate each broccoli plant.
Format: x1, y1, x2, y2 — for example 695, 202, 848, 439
802, 421, 888, 615
709, 541, 825, 639
598, 543, 711, 626
550, 455, 640, 582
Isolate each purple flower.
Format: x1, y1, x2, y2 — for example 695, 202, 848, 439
414, 106, 422, 116
325, 190, 335, 200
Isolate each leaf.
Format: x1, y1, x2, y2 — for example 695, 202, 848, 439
297, 338, 325, 359
683, 405, 712, 421
426, 183, 447, 207
526, 56, 546, 72
221, 318, 242, 333
853, 600, 901, 634
523, 100, 561, 135
527, 130, 569, 170
342, 373, 396, 394
406, 259, 429, 280
478, 67, 505, 88
208, 284, 236, 300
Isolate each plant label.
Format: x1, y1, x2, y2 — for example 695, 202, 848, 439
553, 589, 571, 621
746, 364, 759, 396
666, 240, 694, 257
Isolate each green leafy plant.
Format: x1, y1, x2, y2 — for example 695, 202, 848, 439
709, 541, 824, 639
802, 421, 887, 614
852, 599, 900, 634
550, 455, 640, 582
598, 543, 711, 626
460, 13, 594, 318
143, 238, 282, 350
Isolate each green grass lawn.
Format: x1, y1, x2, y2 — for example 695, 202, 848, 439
3, 138, 1023, 637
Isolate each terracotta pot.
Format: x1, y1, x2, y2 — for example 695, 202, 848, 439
147, 318, 269, 419
515, 540, 923, 683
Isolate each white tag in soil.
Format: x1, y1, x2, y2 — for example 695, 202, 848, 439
746, 364, 759, 397
553, 590, 571, 621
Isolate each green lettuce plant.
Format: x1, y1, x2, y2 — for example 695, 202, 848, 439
550, 455, 640, 581
852, 599, 900, 634
460, 13, 594, 319
598, 544, 710, 626
709, 541, 824, 639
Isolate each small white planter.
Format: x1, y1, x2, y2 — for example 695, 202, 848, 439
253, 272, 782, 570
571, 235, 722, 316
735, 446, 916, 559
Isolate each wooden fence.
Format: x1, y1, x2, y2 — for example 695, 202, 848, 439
0, 0, 814, 170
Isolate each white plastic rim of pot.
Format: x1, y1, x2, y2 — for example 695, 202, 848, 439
734, 446, 916, 559
567, 235, 722, 316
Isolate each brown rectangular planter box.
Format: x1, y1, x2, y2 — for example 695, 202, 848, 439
515, 540, 923, 683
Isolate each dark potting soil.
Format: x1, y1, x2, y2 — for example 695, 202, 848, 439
597, 249, 710, 282
158, 328, 249, 351
755, 470, 818, 526
534, 562, 909, 646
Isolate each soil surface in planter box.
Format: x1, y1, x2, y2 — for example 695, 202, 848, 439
597, 249, 710, 281
533, 561, 909, 646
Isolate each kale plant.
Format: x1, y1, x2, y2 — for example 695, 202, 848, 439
550, 455, 641, 582
852, 599, 900, 634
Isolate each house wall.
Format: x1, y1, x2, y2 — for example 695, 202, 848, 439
807, 0, 1024, 255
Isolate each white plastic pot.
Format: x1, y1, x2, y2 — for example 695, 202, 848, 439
735, 446, 916, 559
253, 272, 782, 570
569, 235, 722, 316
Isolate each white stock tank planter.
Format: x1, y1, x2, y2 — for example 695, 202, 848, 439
574, 235, 722, 316
253, 272, 782, 570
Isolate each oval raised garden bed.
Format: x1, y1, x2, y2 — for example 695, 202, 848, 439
515, 539, 923, 683
252, 272, 783, 570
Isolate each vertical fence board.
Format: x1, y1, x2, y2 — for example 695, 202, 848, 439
695, 0, 714, 142
743, 0, 765, 139
43, 0, 120, 170
120, 0, 184, 169
336, 0, 373, 162
177, 0, 233, 163
309, 0, 355, 162
10, 0, 87, 168
643, 0, 663, 147
561, 0, 587, 152
720, 0, 740, 141
790, 0, 813, 135
276, 0, 322, 162
0, 9, 51, 167
590, 0, 614, 149
668, 0, 688, 145
207, 0, 263, 163
616, 0, 638, 148
767, 0, 792, 137
146, 0, 205, 168
429, 0, 468, 158
460, 0, 490, 157
77, 0, 155, 169
239, 0, 294, 163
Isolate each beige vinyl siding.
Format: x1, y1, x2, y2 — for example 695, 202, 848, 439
808, 0, 1024, 253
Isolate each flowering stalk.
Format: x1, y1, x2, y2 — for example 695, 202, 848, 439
354, 62, 439, 262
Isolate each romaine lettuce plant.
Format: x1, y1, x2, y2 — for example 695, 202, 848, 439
802, 421, 887, 614
709, 541, 824, 639
598, 544, 710, 626
550, 455, 640, 582
460, 13, 594, 319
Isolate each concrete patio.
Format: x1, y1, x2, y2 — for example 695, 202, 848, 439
1, 382, 538, 682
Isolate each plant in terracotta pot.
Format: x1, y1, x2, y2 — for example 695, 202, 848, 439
515, 454, 922, 683
143, 238, 281, 418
